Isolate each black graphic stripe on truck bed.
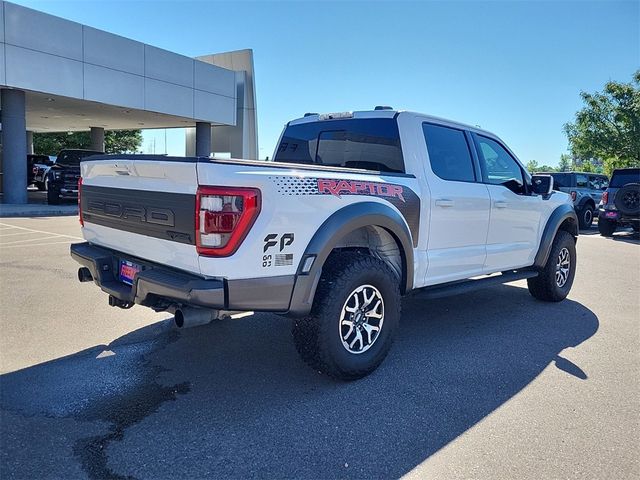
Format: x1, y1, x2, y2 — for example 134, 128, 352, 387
81, 185, 196, 245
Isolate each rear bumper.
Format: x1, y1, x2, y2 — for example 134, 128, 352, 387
70, 242, 297, 312
598, 209, 640, 224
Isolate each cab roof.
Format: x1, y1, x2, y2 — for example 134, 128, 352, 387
288, 109, 499, 138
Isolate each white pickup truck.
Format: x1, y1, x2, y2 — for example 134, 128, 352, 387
71, 108, 578, 380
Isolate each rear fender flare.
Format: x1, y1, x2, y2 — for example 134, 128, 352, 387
288, 202, 414, 316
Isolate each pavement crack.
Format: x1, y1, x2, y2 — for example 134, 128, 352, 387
73, 379, 190, 480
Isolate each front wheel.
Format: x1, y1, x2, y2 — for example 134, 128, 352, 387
527, 230, 576, 302
47, 188, 60, 205
292, 252, 400, 380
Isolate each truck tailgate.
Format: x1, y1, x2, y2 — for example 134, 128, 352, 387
80, 157, 201, 275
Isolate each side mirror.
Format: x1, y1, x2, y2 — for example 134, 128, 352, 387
531, 174, 554, 196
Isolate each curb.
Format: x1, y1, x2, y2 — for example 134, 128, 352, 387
0, 205, 79, 218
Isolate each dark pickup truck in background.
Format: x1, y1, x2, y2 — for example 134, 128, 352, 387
544, 172, 609, 229
47, 149, 103, 204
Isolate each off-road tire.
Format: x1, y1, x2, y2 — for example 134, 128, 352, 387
292, 251, 401, 380
614, 183, 640, 216
527, 230, 576, 302
598, 217, 617, 237
578, 205, 594, 229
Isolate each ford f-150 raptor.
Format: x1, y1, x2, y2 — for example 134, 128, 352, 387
71, 108, 578, 380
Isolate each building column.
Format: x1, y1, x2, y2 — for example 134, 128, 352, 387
26, 131, 34, 155
1, 89, 28, 204
90, 127, 105, 152
195, 122, 212, 157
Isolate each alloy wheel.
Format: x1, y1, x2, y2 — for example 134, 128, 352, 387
555, 247, 571, 288
339, 284, 385, 354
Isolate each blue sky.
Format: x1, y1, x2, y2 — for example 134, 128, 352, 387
14, 0, 640, 165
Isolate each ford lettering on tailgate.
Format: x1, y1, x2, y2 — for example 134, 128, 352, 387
81, 185, 195, 245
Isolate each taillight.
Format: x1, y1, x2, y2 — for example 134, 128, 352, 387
196, 186, 260, 257
78, 177, 84, 226
602, 191, 609, 205
570, 191, 577, 201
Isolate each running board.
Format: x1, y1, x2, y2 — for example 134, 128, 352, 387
410, 270, 539, 300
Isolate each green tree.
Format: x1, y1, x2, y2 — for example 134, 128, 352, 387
34, 130, 143, 155
526, 159, 556, 173
558, 154, 572, 172
564, 70, 640, 176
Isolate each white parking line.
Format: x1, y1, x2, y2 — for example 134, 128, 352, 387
0, 231, 45, 237
0, 240, 74, 249
0, 222, 82, 240
0, 236, 66, 246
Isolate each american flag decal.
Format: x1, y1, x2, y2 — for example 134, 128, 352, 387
275, 254, 293, 266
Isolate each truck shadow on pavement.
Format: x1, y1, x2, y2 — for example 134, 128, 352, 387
1, 284, 598, 479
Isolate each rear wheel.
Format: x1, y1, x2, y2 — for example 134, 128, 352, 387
578, 205, 594, 229
292, 252, 400, 380
527, 230, 576, 302
598, 217, 617, 237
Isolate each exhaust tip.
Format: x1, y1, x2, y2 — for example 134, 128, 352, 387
174, 309, 185, 328
78, 267, 93, 282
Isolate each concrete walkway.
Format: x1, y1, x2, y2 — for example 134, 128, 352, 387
0, 203, 78, 217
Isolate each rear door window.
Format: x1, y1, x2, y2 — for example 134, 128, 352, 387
274, 118, 404, 173
576, 174, 588, 188
422, 123, 476, 182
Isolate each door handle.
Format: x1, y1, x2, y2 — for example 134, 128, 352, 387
494, 201, 508, 208
435, 199, 454, 208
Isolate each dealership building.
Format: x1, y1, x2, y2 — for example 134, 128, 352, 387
0, 0, 258, 204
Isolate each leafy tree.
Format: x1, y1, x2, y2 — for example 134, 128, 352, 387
34, 130, 142, 155
526, 159, 557, 173
526, 159, 539, 172
564, 70, 640, 176
558, 154, 572, 172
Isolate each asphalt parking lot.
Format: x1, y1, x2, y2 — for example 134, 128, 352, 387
0, 216, 638, 479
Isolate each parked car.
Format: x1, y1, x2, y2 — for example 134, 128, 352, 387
71, 108, 577, 380
597, 168, 640, 236
543, 172, 609, 229
27, 154, 51, 187
47, 149, 103, 204
32, 155, 56, 190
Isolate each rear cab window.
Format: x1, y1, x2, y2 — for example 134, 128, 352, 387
610, 169, 640, 188
274, 118, 405, 173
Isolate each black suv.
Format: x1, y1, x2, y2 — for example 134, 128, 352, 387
47, 149, 103, 204
597, 168, 640, 236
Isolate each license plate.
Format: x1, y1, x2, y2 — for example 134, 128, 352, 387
605, 211, 618, 218
119, 260, 141, 285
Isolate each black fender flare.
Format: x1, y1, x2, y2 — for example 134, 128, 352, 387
287, 202, 414, 316
576, 196, 595, 210
533, 203, 578, 269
